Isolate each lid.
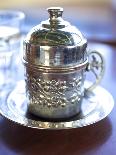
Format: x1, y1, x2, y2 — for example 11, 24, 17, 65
23, 7, 87, 68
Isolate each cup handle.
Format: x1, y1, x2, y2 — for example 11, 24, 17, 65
85, 50, 105, 92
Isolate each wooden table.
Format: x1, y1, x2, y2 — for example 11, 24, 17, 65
0, 42, 116, 155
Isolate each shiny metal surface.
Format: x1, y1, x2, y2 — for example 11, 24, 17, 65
86, 50, 105, 92
23, 44, 87, 67
23, 7, 87, 67
24, 50, 105, 119
25, 69, 85, 119
0, 80, 114, 129
23, 7, 105, 119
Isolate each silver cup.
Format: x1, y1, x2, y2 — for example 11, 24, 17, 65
23, 7, 105, 120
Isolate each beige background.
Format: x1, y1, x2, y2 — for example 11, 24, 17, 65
0, 0, 111, 9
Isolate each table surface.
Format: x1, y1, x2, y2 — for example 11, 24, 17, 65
0, 7, 116, 155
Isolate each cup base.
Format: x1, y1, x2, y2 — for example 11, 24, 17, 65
28, 100, 82, 121
27, 108, 82, 122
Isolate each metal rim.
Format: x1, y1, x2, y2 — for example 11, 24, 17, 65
23, 59, 88, 73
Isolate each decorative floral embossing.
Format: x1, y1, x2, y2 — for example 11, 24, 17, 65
25, 73, 83, 108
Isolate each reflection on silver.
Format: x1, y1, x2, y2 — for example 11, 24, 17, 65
26, 75, 83, 108
0, 80, 114, 129
25, 71, 84, 119
86, 50, 105, 91
23, 7, 105, 119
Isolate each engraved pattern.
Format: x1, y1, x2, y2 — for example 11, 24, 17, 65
86, 50, 105, 91
25, 74, 83, 108
0, 80, 114, 129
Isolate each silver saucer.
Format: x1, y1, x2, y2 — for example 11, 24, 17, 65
0, 80, 114, 130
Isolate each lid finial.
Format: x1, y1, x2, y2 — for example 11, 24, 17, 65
47, 7, 63, 19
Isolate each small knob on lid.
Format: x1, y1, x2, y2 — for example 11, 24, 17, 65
47, 7, 63, 19
42, 7, 65, 29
